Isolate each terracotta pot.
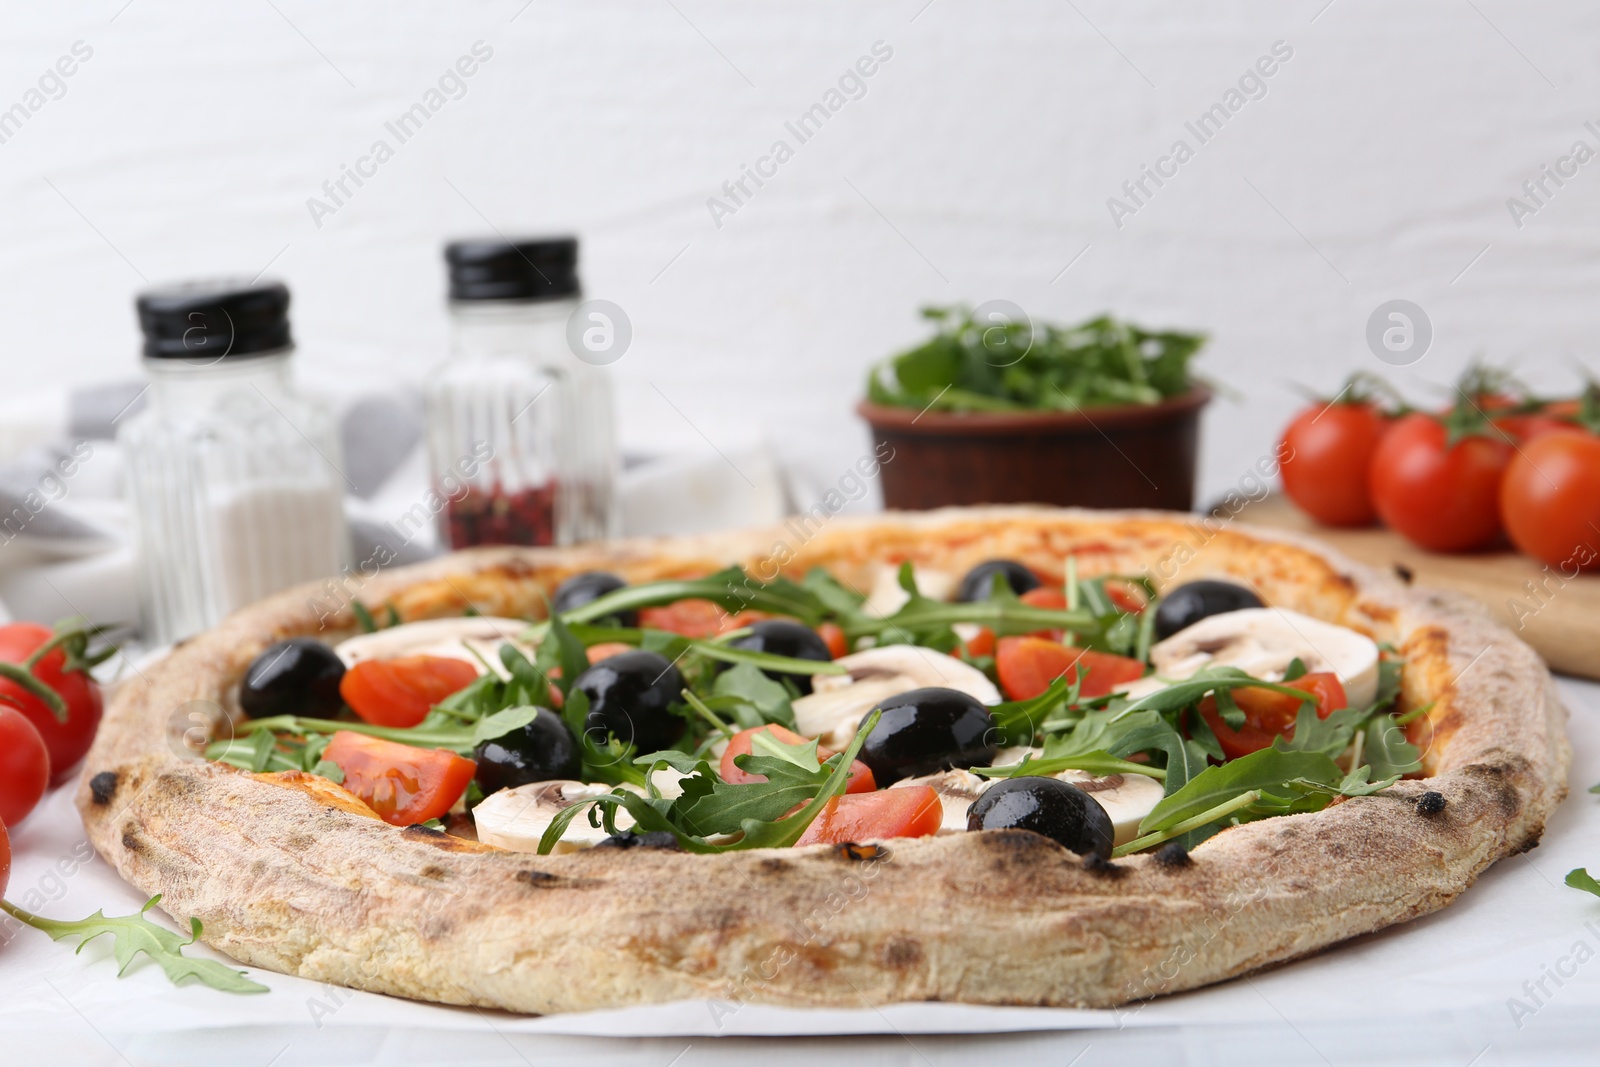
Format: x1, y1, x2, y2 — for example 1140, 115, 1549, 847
858, 386, 1211, 511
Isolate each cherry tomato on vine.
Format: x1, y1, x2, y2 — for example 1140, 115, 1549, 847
0, 707, 51, 827
1500, 428, 1600, 570
340, 655, 479, 728
0, 622, 104, 785
1369, 413, 1512, 552
0, 820, 10, 899
1280, 400, 1391, 526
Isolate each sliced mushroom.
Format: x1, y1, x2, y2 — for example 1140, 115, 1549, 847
891, 765, 1163, 846
1148, 607, 1381, 710
792, 645, 1001, 749
1054, 769, 1165, 846
863, 564, 957, 618
473, 780, 630, 854
335, 617, 537, 680
473, 767, 696, 853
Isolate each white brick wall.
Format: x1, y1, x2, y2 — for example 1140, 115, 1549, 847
2, 0, 1594, 506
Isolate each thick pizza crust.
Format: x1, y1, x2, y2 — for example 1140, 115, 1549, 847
76, 507, 1569, 1013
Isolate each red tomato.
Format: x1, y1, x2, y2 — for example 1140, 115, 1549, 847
1369, 413, 1512, 552
1500, 428, 1600, 569
816, 622, 849, 660
0, 707, 50, 827
0, 820, 9, 899
995, 637, 1146, 701
339, 655, 479, 728
1280, 401, 1390, 526
1104, 581, 1147, 614
638, 599, 726, 638
1494, 413, 1573, 443
585, 642, 635, 664
1020, 587, 1067, 610
0, 622, 103, 785
796, 784, 943, 846
960, 627, 997, 658
323, 731, 476, 826
1198, 672, 1347, 760
720, 725, 876, 794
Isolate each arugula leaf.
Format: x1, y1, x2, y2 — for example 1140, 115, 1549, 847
972, 750, 1162, 781
1139, 748, 1343, 835
350, 601, 378, 634
310, 759, 344, 784
801, 567, 865, 616
1275, 705, 1364, 760
989, 676, 1078, 745
0, 896, 267, 994
1112, 667, 1316, 721
1363, 715, 1423, 779
1567, 868, 1600, 899
710, 663, 797, 731
470, 705, 542, 747
1283, 657, 1308, 682
866, 308, 1203, 414
545, 609, 591, 700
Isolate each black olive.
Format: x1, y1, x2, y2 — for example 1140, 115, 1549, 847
472, 707, 581, 795
726, 619, 832, 694
596, 830, 682, 851
858, 687, 997, 786
573, 649, 685, 753
955, 559, 1041, 602
551, 571, 638, 627
1152, 579, 1265, 640
239, 639, 345, 720
967, 776, 1114, 859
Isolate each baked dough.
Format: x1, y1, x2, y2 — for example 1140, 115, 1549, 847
76, 507, 1570, 1013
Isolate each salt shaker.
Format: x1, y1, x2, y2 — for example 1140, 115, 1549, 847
119, 281, 349, 645
426, 237, 619, 548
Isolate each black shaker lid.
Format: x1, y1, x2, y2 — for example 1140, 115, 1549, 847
445, 237, 579, 302
136, 280, 292, 361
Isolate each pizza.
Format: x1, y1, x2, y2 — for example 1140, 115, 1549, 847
76, 506, 1569, 1014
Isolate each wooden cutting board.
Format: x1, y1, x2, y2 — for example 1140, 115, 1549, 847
1234, 494, 1600, 680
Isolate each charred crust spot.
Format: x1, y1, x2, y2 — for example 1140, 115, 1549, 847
834, 842, 889, 863
1081, 853, 1124, 877
758, 857, 793, 874
89, 772, 119, 806
401, 824, 492, 852
1393, 563, 1414, 585
404, 823, 448, 839
882, 937, 923, 969
1153, 842, 1192, 869
419, 865, 449, 881
1415, 791, 1446, 816
516, 869, 560, 887
120, 825, 141, 852
595, 830, 681, 851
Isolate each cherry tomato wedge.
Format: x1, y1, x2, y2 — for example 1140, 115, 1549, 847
1104, 582, 1147, 614
1198, 672, 1348, 760
339, 655, 479, 728
960, 627, 997, 658
0, 622, 104, 785
322, 731, 476, 826
995, 637, 1146, 701
585, 642, 635, 664
796, 784, 943, 846
816, 622, 849, 660
637, 601, 780, 639
0, 707, 50, 827
720, 725, 876, 794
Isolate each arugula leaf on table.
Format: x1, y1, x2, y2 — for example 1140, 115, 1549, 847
1567, 868, 1600, 899
0, 896, 268, 995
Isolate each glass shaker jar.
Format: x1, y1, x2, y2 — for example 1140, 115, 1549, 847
426, 237, 619, 549
119, 281, 349, 645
